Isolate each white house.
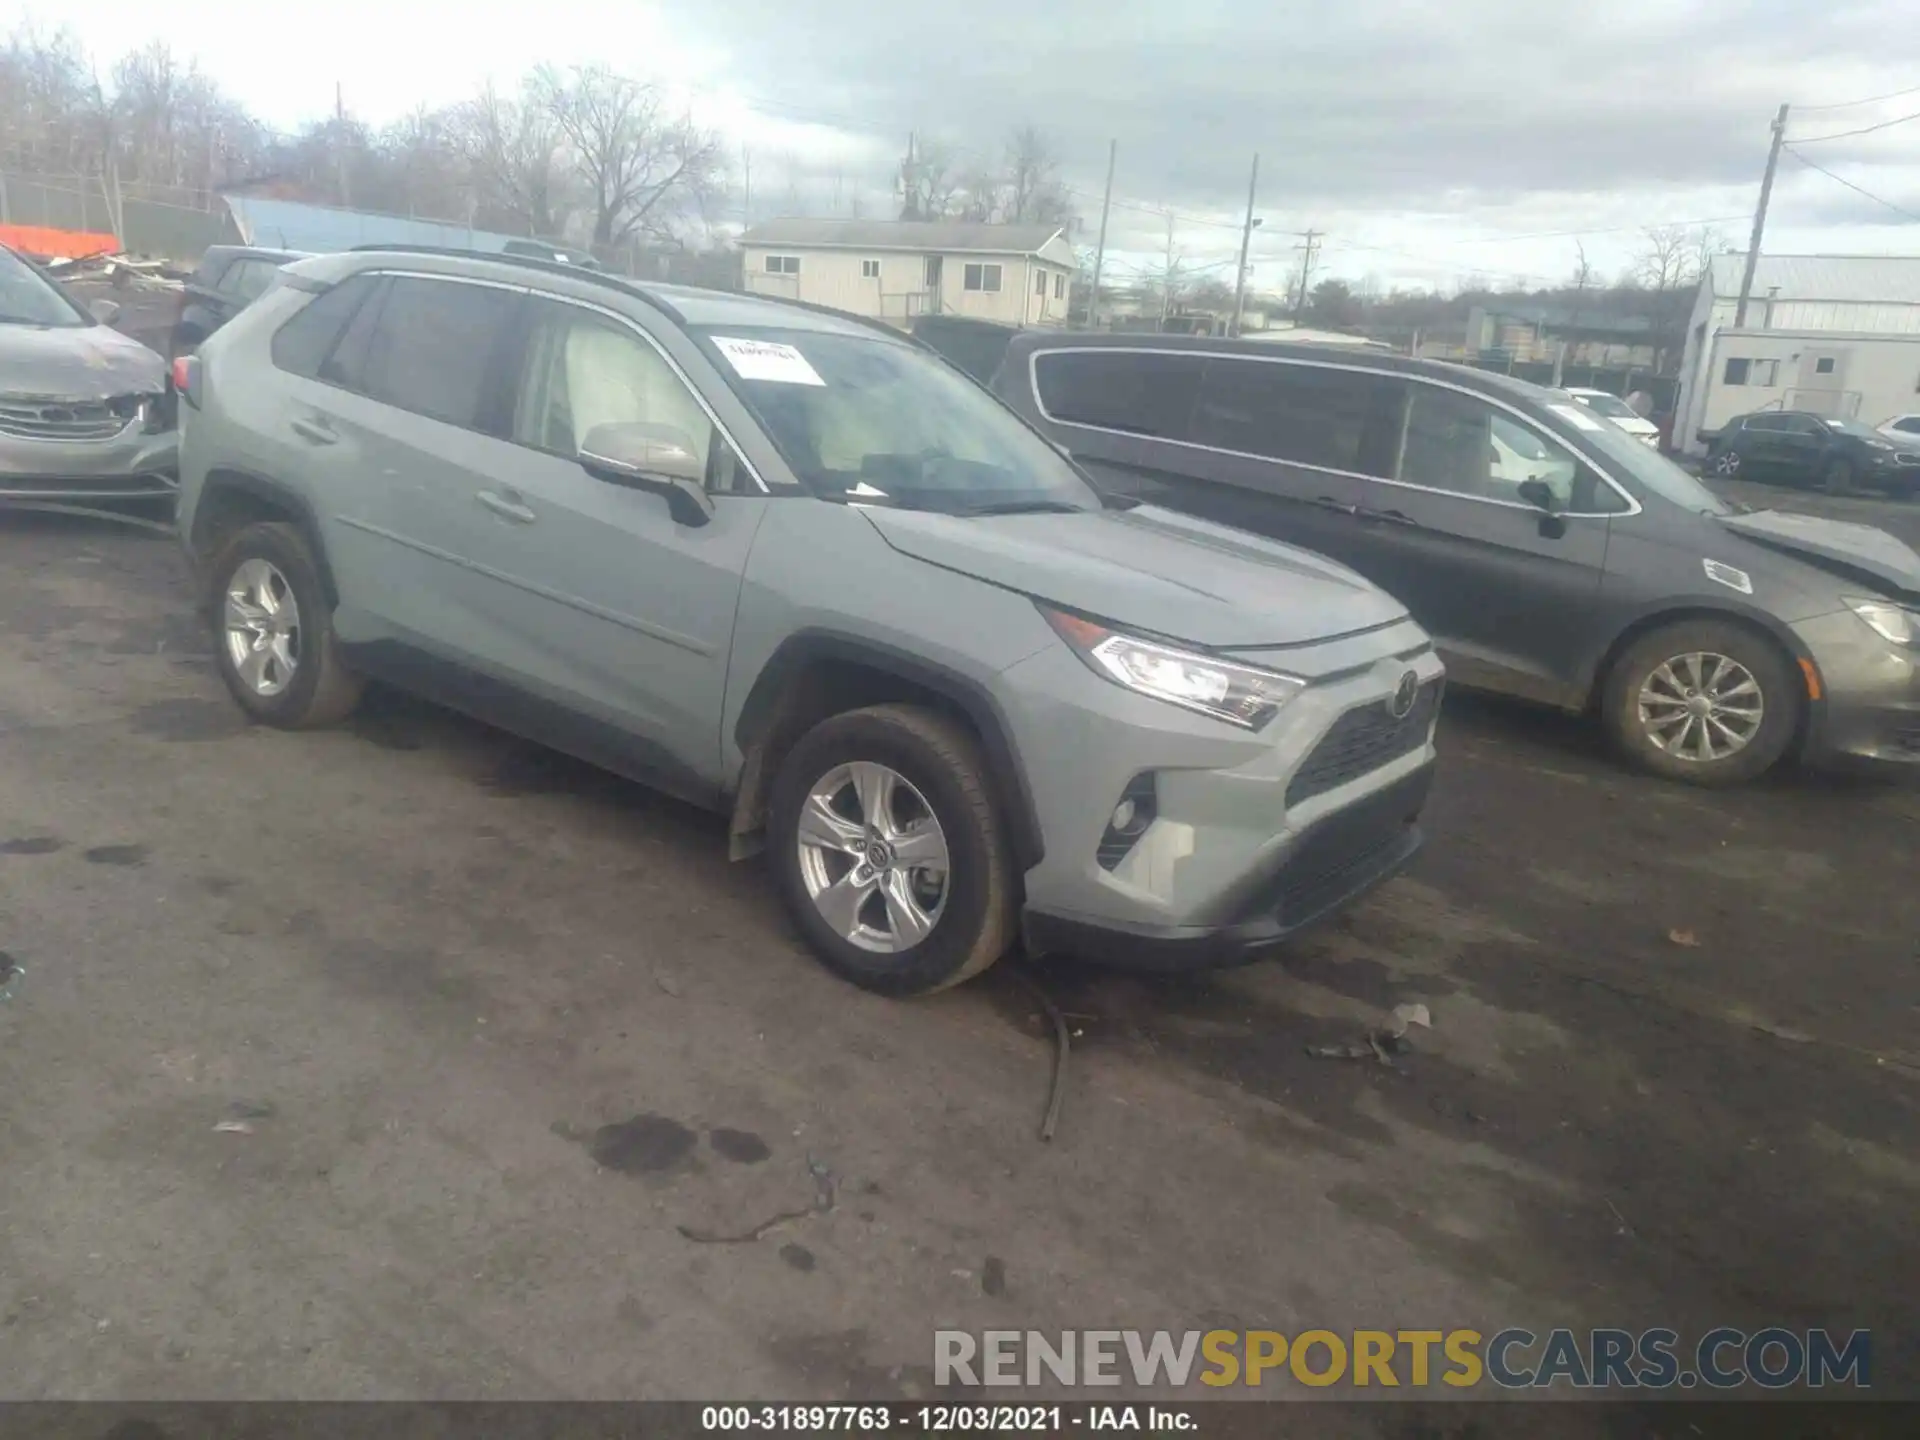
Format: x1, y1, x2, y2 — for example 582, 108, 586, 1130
1673, 254, 1920, 454
738, 219, 1076, 329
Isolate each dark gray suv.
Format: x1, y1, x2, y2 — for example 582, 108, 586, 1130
991, 333, 1920, 784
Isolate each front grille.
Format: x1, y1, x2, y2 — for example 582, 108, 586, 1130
1265, 762, 1431, 930
1286, 681, 1440, 808
0, 392, 145, 441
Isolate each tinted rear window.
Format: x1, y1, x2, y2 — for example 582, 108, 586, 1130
270, 274, 379, 379
362, 276, 518, 428
1032, 350, 1203, 440
1192, 357, 1399, 475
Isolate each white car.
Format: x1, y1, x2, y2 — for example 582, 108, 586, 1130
1560, 387, 1661, 447
1877, 413, 1920, 444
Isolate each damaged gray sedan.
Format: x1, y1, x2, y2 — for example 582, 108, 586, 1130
0, 244, 177, 506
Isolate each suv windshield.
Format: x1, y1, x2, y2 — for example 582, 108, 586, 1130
1823, 417, 1884, 439
694, 326, 1103, 514
0, 246, 89, 328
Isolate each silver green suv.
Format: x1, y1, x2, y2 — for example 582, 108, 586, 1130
173, 247, 1444, 995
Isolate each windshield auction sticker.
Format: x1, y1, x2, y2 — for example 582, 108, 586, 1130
711, 336, 826, 386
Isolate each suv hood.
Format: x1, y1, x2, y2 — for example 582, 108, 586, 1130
1717, 509, 1920, 598
859, 502, 1407, 648
0, 323, 165, 399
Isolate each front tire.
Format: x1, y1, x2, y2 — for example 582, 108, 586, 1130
207, 521, 362, 728
769, 704, 1015, 996
1602, 620, 1800, 786
1709, 448, 1742, 478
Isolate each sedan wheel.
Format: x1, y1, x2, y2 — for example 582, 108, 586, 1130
1635, 652, 1763, 763
1710, 449, 1741, 477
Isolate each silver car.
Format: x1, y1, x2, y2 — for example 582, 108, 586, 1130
174, 247, 1443, 995
0, 244, 178, 504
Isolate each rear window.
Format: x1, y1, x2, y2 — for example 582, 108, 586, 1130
270, 274, 379, 378
1032, 349, 1203, 441
1192, 357, 1400, 475
360, 276, 519, 429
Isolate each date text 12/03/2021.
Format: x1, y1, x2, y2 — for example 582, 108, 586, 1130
700, 1405, 1193, 1431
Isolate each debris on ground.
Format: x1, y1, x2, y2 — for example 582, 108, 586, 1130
1011, 967, 1071, 1142
676, 1153, 837, 1244
0, 954, 23, 1003
655, 971, 682, 998
212, 1099, 274, 1135
981, 1256, 1007, 1297
1668, 928, 1702, 948
1307, 1001, 1433, 1064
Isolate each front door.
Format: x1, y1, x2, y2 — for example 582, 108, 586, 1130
440, 295, 769, 791
1341, 379, 1618, 706
924, 255, 943, 315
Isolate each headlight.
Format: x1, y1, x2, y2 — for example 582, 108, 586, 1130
1845, 597, 1918, 646
1041, 606, 1304, 730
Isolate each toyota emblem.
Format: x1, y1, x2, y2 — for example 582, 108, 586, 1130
1388, 670, 1420, 720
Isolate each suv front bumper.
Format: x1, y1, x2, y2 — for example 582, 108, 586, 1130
1023, 760, 1432, 969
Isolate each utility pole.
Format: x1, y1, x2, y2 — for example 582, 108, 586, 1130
1087, 139, 1117, 331
1160, 212, 1176, 327
743, 146, 752, 225
1229, 152, 1260, 338
334, 82, 350, 207
1735, 104, 1789, 328
1292, 229, 1321, 320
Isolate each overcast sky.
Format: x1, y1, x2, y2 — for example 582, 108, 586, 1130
44, 0, 1920, 293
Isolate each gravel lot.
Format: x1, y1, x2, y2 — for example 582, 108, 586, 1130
1, 398, 1916, 1414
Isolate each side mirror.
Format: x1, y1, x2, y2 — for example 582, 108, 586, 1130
577, 421, 715, 527
1516, 478, 1562, 514
88, 297, 121, 326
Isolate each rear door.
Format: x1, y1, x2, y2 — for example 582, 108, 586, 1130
1339, 378, 1624, 706
1014, 347, 1384, 570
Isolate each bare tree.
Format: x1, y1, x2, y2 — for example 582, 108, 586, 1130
533, 65, 723, 248
455, 78, 569, 236
1570, 240, 1595, 292
1002, 124, 1073, 225
897, 135, 961, 220
955, 162, 1003, 223
1636, 224, 1691, 292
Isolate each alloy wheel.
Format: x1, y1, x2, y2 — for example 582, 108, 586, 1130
1711, 450, 1741, 476
1636, 651, 1764, 763
223, 557, 302, 697
794, 760, 950, 954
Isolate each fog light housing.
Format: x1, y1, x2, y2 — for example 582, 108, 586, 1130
1097, 774, 1157, 871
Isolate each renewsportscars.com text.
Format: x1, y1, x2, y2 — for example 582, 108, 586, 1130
934, 1327, 1871, 1390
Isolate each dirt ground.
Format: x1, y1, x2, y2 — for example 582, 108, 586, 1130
1, 480, 1916, 1416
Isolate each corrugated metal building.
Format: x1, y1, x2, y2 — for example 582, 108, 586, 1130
221, 195, 534, 256
1674, 254, 1920, 452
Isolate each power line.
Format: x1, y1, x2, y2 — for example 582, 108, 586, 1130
1782, 145, 1920, 222
1797, 81, 1920, 112
1790, 107, 1920, 143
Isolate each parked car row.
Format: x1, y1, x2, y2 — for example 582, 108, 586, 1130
1707, 409, 1920, 498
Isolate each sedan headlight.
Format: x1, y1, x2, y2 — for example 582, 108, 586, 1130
1041, 606, 1304, 729
1845, 596, 1918, 646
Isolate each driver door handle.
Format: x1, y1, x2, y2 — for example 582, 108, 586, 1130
476, 489, 537, 525
290, 415, 337, 446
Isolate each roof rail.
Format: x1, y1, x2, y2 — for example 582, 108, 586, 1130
345, 243, 685, 324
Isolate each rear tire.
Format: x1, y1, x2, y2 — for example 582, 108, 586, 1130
1709, 448, 1741, 478
206, 521, 362, 728
769, 704, 1015, 997
1602, 619, 1800, 786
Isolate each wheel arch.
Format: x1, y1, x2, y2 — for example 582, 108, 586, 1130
728, 631, 1045, 872
189, 469, 338, 610
1584, 602, 1818, 747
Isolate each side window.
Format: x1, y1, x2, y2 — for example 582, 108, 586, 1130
1896, 417, 1920, 434
963, 263, 1003, 293
1743, 414, 1782, 432
228, 259, 282, 304
1032, 350, 1203, 441
1395, 384, 1624, 513
1191, 358, 1397, 475
361, 276, 518, 429
1724, 358, 1750, 385
512, 299, 746, 492
270, 274, 381, 379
